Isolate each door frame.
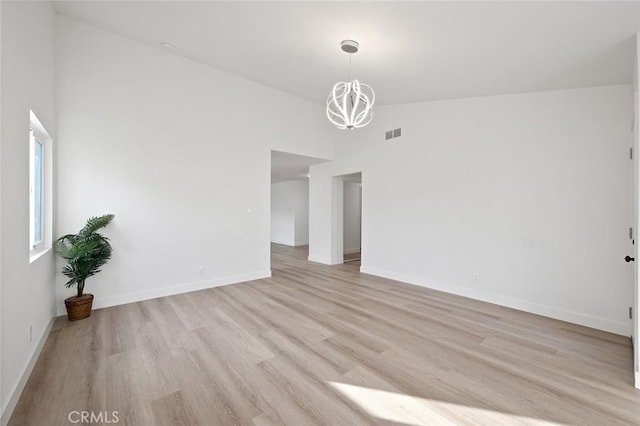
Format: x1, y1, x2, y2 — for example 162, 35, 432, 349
633, 81, 639, 389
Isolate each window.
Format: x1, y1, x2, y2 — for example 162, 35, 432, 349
30, 133, 44, 247
29, 111, 52, 255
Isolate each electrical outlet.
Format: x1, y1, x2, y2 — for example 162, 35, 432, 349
29, 325, 32, 343
198, 266, 206, 276
472, 273, 479, 283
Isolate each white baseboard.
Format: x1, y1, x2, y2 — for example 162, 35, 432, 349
56, 270, 272, 316
308, 255, 332, 264
308, 255, 345, 265
271, 239, 295, 246
344, 248, 361, 254
360, 265, 629, 336
1, 317, 55, 426
635, 371, 640, 390
271, 240, 309, 247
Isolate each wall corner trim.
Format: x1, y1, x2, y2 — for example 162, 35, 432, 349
1, 317, 55, 426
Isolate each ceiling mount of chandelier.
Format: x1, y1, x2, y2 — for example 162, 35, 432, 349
326, 40, 375, 130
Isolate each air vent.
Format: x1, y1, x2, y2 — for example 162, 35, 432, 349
385, 128, 402, 140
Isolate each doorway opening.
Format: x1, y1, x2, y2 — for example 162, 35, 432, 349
270, 150, 328, 256
343, 173, 362, 264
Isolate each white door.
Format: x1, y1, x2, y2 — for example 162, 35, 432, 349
633, 88, 639, 387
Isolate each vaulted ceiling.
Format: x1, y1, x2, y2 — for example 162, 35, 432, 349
53, 1, 640, 105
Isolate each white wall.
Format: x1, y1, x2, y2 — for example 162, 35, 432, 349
1, 1, 57, 423
343, 182, 361, 253
271, 182, 295, 246
310, 85, 634, 335
271, 180, 309, 246
294, 181, 310, 246
55, 16, 335, 313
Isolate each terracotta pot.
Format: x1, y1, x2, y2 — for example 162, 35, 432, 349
64, 294, 94, 321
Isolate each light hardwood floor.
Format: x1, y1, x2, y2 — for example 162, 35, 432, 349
343, 251, 361, 262
10, 244, 640, 425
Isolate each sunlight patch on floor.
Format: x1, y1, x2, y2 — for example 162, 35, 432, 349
329, 381, 567, 425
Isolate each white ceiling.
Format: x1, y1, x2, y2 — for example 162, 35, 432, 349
271, 151, 328, 184
53, 1, 640, 105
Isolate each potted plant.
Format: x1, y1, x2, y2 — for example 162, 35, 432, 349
55, 214, 115, 321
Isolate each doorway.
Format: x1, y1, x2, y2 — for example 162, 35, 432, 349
343, 173, 362, 263
270, 150, 328, 248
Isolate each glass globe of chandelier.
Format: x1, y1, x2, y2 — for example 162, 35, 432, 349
326, 40, 375, 130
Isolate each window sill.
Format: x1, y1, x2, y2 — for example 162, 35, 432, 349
30, 246, 52, 264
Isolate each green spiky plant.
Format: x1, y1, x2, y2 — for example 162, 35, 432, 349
55, 214, 115, 297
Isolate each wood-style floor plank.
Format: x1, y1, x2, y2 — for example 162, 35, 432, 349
9, 243, 640, 425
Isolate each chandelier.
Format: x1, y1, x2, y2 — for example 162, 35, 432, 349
326, 40, 375, 130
